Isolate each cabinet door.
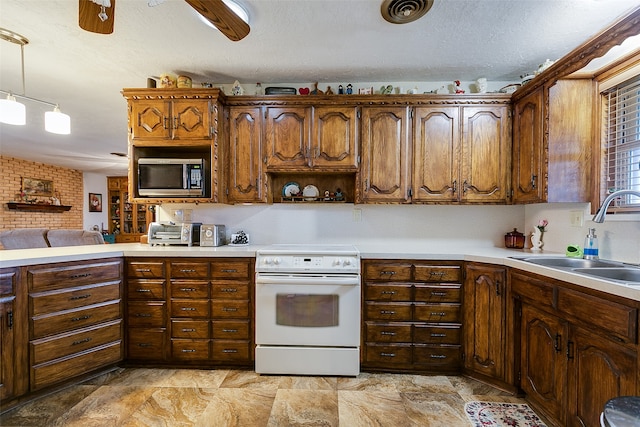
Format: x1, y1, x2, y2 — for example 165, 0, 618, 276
461, 106, 510, 203
412, 107, 459, 202
171, 99, 212, 140
265, 107, 311, 169
521, 305, 567, 425
567, 327, 637, 427
463, 264, 506, 381
312, 106, 359, 170
130, 99, 171, 140
228, 107, 264, 203
512, 88, 545, 203
0, 299, 15, 401
360, 107, 411, 203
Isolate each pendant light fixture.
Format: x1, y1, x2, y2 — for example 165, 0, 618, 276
0, 27, 71, 134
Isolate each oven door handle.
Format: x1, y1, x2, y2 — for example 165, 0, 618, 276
256, 274, 361, 286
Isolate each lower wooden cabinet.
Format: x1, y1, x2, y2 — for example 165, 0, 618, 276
0, 268, 24, 403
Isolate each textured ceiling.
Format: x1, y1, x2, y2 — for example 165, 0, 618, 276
0, 0, 639, 175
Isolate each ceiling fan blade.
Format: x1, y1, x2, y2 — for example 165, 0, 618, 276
79, 0, 115, 34
185, 0, 250, 41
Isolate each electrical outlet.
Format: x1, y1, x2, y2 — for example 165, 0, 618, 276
352, 208, 362, 222
570, 210, 584, 227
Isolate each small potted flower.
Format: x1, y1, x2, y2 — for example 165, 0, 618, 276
531, 219, 548, 251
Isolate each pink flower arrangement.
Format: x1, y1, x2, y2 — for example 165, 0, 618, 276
536, 219, 548, 232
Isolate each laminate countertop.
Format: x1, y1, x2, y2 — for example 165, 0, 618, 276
2, 242, 640, 302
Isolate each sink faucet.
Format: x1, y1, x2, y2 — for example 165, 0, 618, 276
592, 189, 640, 223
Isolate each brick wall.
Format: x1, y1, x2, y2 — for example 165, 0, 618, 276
1, 156, 83, 230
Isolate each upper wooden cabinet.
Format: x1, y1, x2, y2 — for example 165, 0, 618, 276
129, 98, 213, 141
360, 106, 411, 203
264, 105, 359, 171
227, 107, 265, 203
512, 79, 593, 203
413, 105, 510, 203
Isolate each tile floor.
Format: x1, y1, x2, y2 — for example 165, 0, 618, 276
0, 368, 531, 426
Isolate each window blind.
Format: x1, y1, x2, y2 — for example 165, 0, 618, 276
604, 74, 640, 211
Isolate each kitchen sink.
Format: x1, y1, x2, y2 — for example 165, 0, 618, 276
573, 268, 640, 284
517, 257, 623, 269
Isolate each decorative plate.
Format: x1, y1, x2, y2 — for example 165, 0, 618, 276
282, 182, 300, 197
302, 184, 319, 200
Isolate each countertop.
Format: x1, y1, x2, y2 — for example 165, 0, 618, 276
2, 242, 640, 302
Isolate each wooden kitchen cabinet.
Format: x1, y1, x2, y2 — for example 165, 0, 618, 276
264, 106, 311, 170
511, 270, 638, 427
362, 260, 463, 373
463, 263, 514, 390
227, 107, 265, 203
108, 176, 153, 243
511, 79, 593, 203
128, 97, 213, 141
0, 268, 26, 404
311, 106, 359, 170
360, 107, 411, 203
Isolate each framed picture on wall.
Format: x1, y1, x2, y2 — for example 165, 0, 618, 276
89, 193, 102, 212
22, 177, 54, 197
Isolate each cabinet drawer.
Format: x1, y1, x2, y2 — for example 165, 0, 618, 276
127, 261, 165, 279
511, 273, 554, 307
31, 341, 122, 391
127, 328, 166, 360
30, 282, 121, 316
414, 324, 461, 345
365, 322, 412, 343
414, 304, 460, 322
364, 343, 412, 365
171, 281, 209, 299
32, 300, 121, 339
414, 285, 461, 303
212, 300, 249, 319
127, 301, 166, 327
363, 264, 412, 281
171, 299, 210, 318
171, 339, 210, 360
365, 284, 412, 302
172, 320, 210, 339
414, 265, 462, 283
127, 280, 166, 300
413, 344, 461, 369
211, 282, 249, 300
31, 319, 122, 365
211, 261, 250, 279
29, 260, 122, 291
212, 340, 251, 361
557, 287, 637, 343
0, 268, 17, 296
170, 262, 209, 279
365, 302, 412, 321
212, 320, 250, 340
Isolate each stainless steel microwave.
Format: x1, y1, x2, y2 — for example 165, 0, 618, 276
137, 158, 205, 197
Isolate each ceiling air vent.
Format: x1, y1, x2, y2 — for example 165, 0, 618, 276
381, 0, 434, 24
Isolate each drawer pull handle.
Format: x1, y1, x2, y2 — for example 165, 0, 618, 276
135, 313, 152, 317
430, 354, 447, 359
222, 349, 238, 353
180, 269, 197, 273
381, 291, 396, 295
72, 337, 92, 346
136, 289, 151, 293
381, 331, 396, 336
431, 312, 446, 317
222, 328, 238, 333
429, 272, 446, 277
70, 294, 91, 301
71, 315, 91, 322
380, 271, 396, 276
182, 349, 197, 353
182, 328, 196, 332
221, 288, 238, 292
380, 352, 396, 357
180, 288, 197, 292
181, 307, 196, 311
381, 310, 396, 315
135, 269, 152, 273
138, 343, 152, 347
221, 269, 238, 273
431, 333, 447, 337
430, 291, 447, 297
222, 307, 238, 312
70, 273, 91, 279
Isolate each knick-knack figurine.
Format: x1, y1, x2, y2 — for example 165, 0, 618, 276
346, 84, 353, 94
231, 80, 244, 95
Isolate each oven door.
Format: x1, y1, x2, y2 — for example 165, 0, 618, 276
255, 273, 361, 347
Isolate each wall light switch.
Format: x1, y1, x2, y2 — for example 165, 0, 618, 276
570, 210, 584, 227
352, 208, 362, 222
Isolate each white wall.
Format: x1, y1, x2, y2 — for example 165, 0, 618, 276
83, 172, 108, 231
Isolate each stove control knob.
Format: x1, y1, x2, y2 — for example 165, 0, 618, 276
333, 258, 342, 266
263, 257, 272, 265
273, 257, 281, 265
343, 258, 352, 266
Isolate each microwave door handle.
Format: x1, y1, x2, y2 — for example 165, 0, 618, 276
183, 164, 189, 190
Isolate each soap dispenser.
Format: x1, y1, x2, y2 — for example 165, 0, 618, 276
583, 228, 599, 260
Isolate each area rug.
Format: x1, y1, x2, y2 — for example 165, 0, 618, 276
464, 401, 548, 427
